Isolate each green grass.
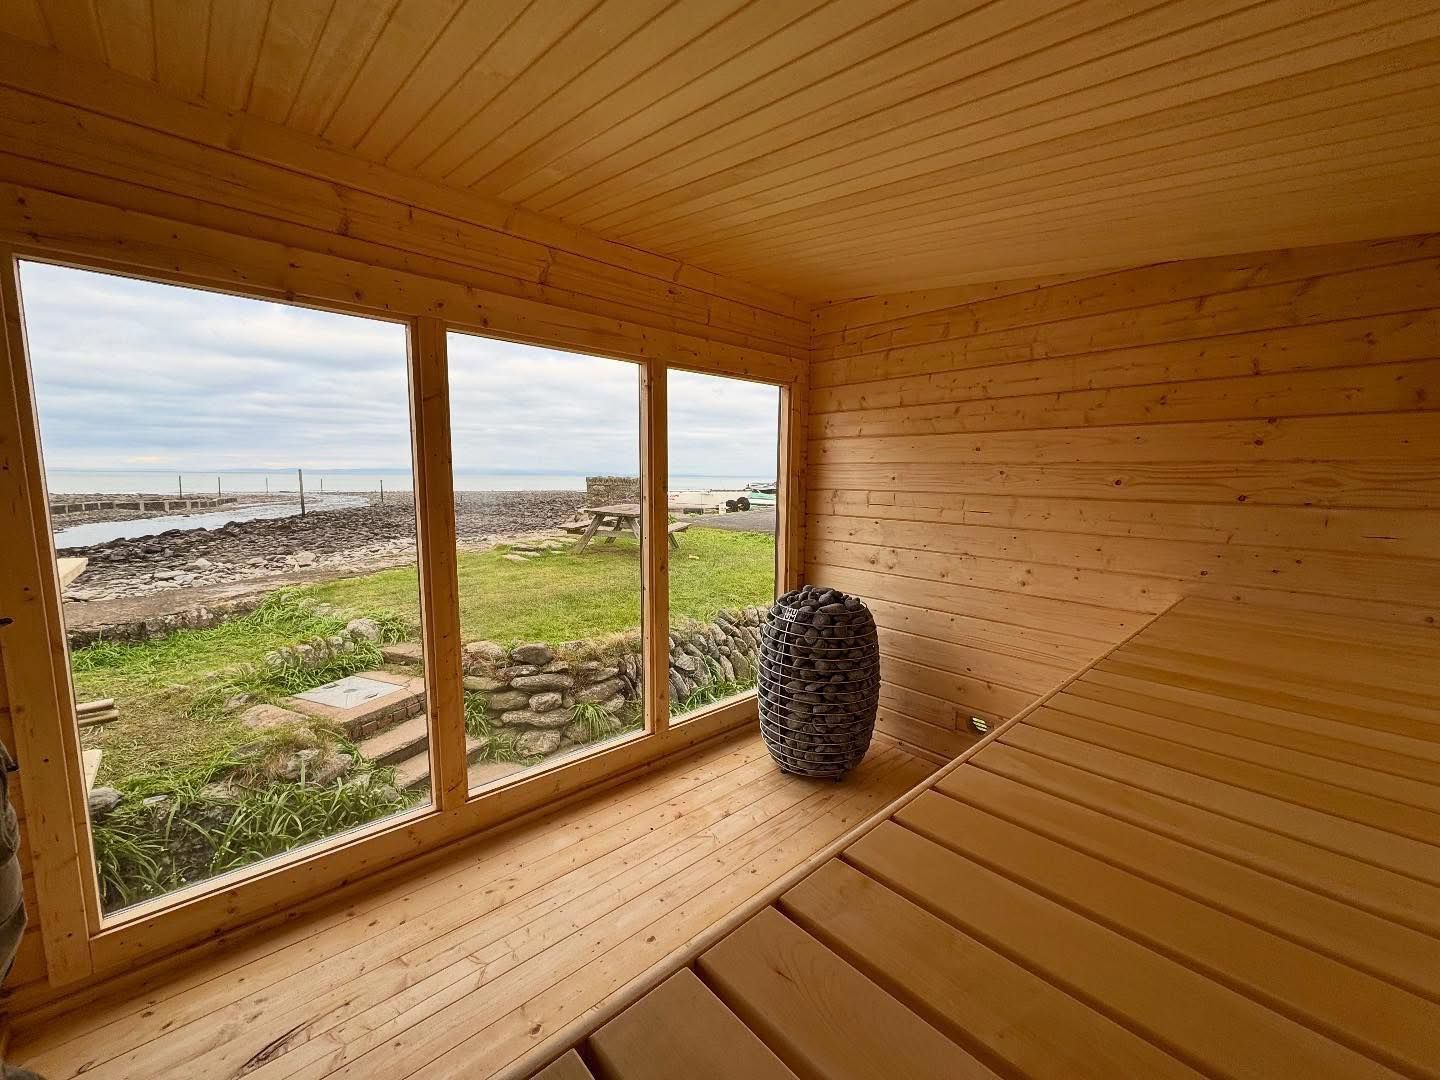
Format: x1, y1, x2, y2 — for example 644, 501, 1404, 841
71, 527, 774, 906
300, 526, 775, 644
71, 592, 413, 782
92, 772, 414, 909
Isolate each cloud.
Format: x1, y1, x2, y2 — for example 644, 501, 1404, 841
19, 262, 780, 485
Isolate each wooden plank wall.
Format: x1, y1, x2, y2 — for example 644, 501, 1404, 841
0, 63, 808, 1005
807, 233, 1440, 760
0, 661, 45, 994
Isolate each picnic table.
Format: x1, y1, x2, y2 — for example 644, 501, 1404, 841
566, 503, 690, 553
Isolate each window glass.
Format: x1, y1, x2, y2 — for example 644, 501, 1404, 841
445, 332, 646, 793
666, 370, 780, 724
19, 261, 428, 915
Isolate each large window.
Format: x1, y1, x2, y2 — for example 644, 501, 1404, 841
5, 251, 792, 954
19, 261, 429, 915
666, 370, 780, 725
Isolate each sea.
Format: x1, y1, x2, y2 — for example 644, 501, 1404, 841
44, 469, 769, 495
46, 469, 774, 547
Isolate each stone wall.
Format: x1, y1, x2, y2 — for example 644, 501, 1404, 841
460, 606, 769, 757
584, 475, 640, 505
68, 595, 269, 648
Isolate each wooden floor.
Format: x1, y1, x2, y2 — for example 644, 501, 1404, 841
10, 730, 933, 1079
530, 598, 1440, 1080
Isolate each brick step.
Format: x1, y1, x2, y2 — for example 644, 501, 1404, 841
391, 736, 491, 792
356, 713, 430, 766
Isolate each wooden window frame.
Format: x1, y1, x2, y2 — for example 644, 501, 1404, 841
0, 235, 805, 999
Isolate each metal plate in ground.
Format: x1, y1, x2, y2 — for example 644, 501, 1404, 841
295, 675, 401, 708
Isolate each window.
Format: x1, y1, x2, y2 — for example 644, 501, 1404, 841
445, 331, 646, 793
5, 247, 795, 965
18, 261, 429, 915
666, 370, 781, 724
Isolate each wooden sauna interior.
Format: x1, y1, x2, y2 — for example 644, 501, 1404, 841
0, 1, 1437, 1077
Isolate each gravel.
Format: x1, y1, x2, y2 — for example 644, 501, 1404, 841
58, 490, 586, 603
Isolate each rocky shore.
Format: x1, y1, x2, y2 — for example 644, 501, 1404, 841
58, 490, 586, 605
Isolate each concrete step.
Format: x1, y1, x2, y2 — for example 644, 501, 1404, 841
356, 713, 429, 766
391, 735, 490, 792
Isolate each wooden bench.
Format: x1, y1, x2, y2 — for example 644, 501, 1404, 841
564, 515, 692, 551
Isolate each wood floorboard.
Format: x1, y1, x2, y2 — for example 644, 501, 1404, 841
12, 733, 931, 1080
521, 597, 1440, 1080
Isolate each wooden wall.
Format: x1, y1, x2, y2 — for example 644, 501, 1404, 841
0, 663, 45, 994
807, 234, 1440, 760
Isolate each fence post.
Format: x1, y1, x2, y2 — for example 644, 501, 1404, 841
298, 468, 306, 516
177, 474, 183, 497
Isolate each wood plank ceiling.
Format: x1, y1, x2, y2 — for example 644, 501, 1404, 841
2, 0, 1440, 299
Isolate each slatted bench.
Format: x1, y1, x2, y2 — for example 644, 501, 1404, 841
516, 596, 1440, 1080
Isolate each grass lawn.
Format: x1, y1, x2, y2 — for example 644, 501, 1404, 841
300, 526, 776, 643
73, 528, 775, 783
72, 597, 402, 784
72, 527, 774, 909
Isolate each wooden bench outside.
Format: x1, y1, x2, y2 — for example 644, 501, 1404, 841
569, 505, 693, 552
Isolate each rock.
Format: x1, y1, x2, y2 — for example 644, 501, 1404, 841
239, 703, 308, 731
346, 617, 383, 641
487, 690, 531, 711
277, 748, 319, 781
381, 642, 424, 665
191, 557, 213, 568
563, 715, 620, 743
502, 553, 529, 564
541, 660, 571, 674
294, 550, 317, 567
579, 665, 619, 684
528, 691, 564, 713
514, 730, 562, 757
573, 677, 625, 705
463, 675, 505, 692
599, 693, 628, 715
88, 786, 122, 820
153, 569, 183, 580
500, 708, 572, 730
310, 751, 352, 786
510, 642, 553, 665
669, 651, 698, 675
464, 640, 509, 663
278, 747, 350, 785
511, 672, 575, 691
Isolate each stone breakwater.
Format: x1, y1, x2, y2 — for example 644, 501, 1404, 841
59, 490, 585, 603
49, 493, 244, 519
460, 605, 770, 758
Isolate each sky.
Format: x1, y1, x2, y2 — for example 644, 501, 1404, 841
19, 261, 781, 479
